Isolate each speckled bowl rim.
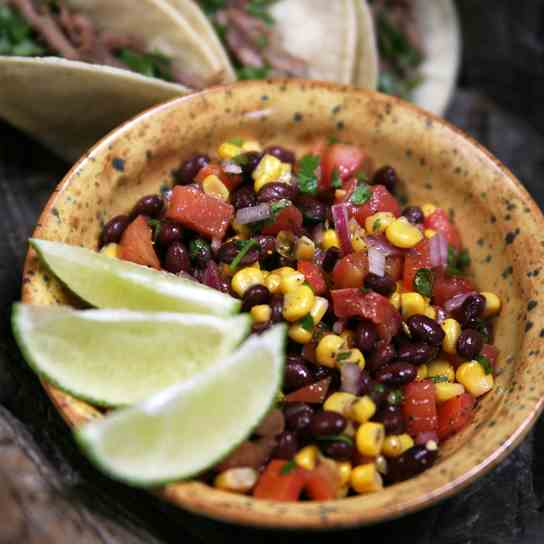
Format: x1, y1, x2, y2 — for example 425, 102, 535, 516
21, 80, 544, 530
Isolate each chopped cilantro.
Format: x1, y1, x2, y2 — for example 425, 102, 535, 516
350, 181, 372, 205
0, 5, 47, 56
360, 287, 370, 294
270, 199, 291, 216
331, 169, 342, 189
336, 350, 352, 363
430, 375, 449, 383
147, 219, 161, 241
328, 135, 340, 145
190, 238, 211, 262
413, 268, 433, 298
476, 355, 493, 375
299, 314, 314, 332
280, 459, 297, 475
447, 246, 471, 276
297, 154, 320, 195
255, 34, 269, 49
229, 137, 244, 146
117, 49, 174, 82
232, 153, 249, 166
387, 389, 404, 405
373, 218, 382, 232
229, 238, 258, 272
198, 0, 226, 15
317, 434, 354, 446
236, 65, 272, 80
471, 319, 491, 343
356, 171, 368, 183
246, 0, 277, 26
373, 383, 386, 394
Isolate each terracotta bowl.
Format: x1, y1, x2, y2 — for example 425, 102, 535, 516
21, 80, 544, 529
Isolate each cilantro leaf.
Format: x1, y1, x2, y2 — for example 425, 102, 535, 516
331, 169, 342, 189
413, 268, 433, 298
280, 459, 297, 475
430, 375, 449, 383
476, 355, 493, 375
356, 171, 368, 183
147, 219, 161, 241
387, 389, 404, 405
236, 65, 271, 80
297, 154, 320, 195
117, 49, 174, 82
198, 0, 227, 15
229, 137, 244, 146
299, 314, 314, 332
229, 239, 258, 272
336, 350, 352, 363
447, 246, 471, 276
317, 434, 354, 446
246, 0, 277, 26
350, 182, 372, 205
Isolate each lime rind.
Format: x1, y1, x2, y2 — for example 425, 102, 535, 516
30, 239, 241, 316
12, 303, 251, 407
74, 324, 286, 487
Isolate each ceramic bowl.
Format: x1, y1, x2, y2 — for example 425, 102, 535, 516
21, 80, 544, 529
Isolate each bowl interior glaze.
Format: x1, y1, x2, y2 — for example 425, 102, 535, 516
22, 80, 544, 529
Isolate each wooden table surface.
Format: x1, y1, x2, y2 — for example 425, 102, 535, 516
1, 2, 544, 542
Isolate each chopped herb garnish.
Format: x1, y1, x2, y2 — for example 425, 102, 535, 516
255, 34, 269, 49
229, 239, 258, 272
270, 199, 291, 216
190, 238, 211, 263
198, 0, 227, 15
387, 389, 404, 405
317, 434, 354, 446
246, 0, 277, 26
350, 181, 372, 205
373, 383, 386, 394
328, 135, 340, 145
331, 169, 342, 189
373, 218, 382, 232
117, 49, 174, 82
360, 287, 370, 294
232, 153, 249, 166
147, 219, 161, 241
0, 5, 47, 56
356, 171, 368, 183
297, 154, 320, 195
413, 268, 433, 298
336, 350, 352, 363
280, 459, 297, 475
476, 355, 493, 375
447, 246, 471, 276
471, 319, 491, 343
236, 65, 272, 80
430, 375, 449, 383
229, 137, 244, 146
299, 314, 314, 332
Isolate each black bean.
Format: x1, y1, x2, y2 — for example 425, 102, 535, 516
369, 383, 388, 407
397, 341, 435, 365
406, 315, 445, 346
156, 221, 182, 246
270, 294, 284, 323
284, 357, 313, 392
374, 404, 405, 434
310, 411, 347, 437
241, 285, 270, 312
354, 320, 378, 353
274, 431, 299, 459
164, 241, 191, 274
239, 151, 263, 177
458, 294, 486, 326
375, 362, 417, 386
357, 370, 374, 396
231, 184, 257, 209
386, 445, 438, 483
364, 273, 396, 296
218, 240, 259, 266
257, 182, 298, 203
402, 206, 424, 224
368, 340, 396, 372
132, 194, 163, 218
277, 255, 297, 268
322, 247, 341, 273
296, 195, 327, 224
189, 238, 212, 268
284, 403, 314, 433
320, 440, 354, 461
264, 145, 296, 165
174, 154, 210, 185
465, 318, 492, 342
372, 166, 399, 193
456, 329, 484, 359
100, 215, 129, 246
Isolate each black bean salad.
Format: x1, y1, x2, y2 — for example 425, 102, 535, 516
99, 137, 501, 501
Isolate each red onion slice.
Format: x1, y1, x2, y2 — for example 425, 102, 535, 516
202, 260, 222, 291
222, 160, 243, 174
429, 232, 448, 267
331, 203, 352, 255
332, 319, 347, 334
211, 236, 222, 253
340, 363, 362, 395
368, 246, 386, 277
443, 291, 477, 313
235, 203, 271, 224
366, 234, 403, 256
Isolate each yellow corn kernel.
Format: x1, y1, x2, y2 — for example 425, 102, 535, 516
322, 229, 340, 250
310, 296, 329, 325
340, 329, 355, 347
274, 266, 296, 277
214, 467, 258, 493
337, 462, 352, 486
441, 318, 462, 354
424, 305, 437, 320
382, 434, 414, 458
231, 219, 250, 239
249, 261, 261, 270
416, 364, 429, 381
295, 235, 316, 260
294, 445, 319, 471
337, 348, 365, 369
481, 292, 501, 317
253, 154, 291, 192
264, 273, 281, 294
218, 141, 242, 160
202, 175, 229, 201
385, 217, 424, 249
231, 267, 264, 296
279, 270, 306, 294
351, 463, 383, 494
241, 140, 262, 152
428, 360, 455, 382
435, 382, 465, 403
364, 211, 396, 234
421, 203, 437, 218
390, 291, 401, 310
100, 243, 119, 258
351, 232, 367, 252
424, 229, 437, 239
323, 392, 357, 415
251, 304, 271, 323
349, 395, 376, 424
456, 361, 494, 397
316, 334, 345, 367
401, 292, 426, 318
356, 422, 385, 457
335, 189, 347, 200
288, 323, 313, 344
283, 285, 314, 322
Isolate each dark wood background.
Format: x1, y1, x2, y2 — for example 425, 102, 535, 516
1, 1, 543, 542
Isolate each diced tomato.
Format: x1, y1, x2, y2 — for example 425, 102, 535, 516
414, 431, 439, 446
385, 255, 403, 281
331, 289, 401, 341
335, 177, 358, 203
402, 380, 438, 438
480, 344, 499, 368
119, 215, 160, 270
261, 206, 303, 236
166, 185, 234, 240
298, 261, 327, 295
332, 252, 369, 289
353, 185, 401, 225
305, 461, 341, 501
284, 378, 331, 404
403, 239, 432, 291
253, 460, 306, 501
437, 393, 475, 440
425, 208, 462, 251
432, 270, 475, 307
195, 163, 242, 191
320, 144, 372, 192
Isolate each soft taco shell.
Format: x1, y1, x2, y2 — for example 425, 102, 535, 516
353, 0, 379, 91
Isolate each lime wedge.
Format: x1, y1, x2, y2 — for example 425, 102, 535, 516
12, 304, 251, 407
30, 239, 241, 316
75, 324, 286, 486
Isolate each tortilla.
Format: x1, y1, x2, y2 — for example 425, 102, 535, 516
353, 0, 379, 91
